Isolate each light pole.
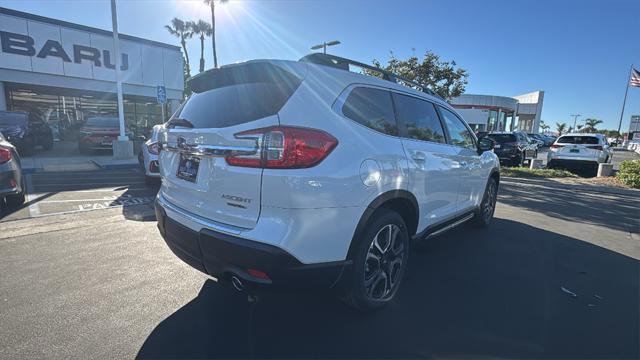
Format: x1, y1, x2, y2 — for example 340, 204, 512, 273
311, 40, 341, 54
570, 114, 581, 132
110, 0, 132, 158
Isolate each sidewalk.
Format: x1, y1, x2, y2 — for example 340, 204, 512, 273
21, 141, 139, 173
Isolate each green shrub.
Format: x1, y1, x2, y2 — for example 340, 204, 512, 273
501, 167, 577, 178
617, 160, 640, 189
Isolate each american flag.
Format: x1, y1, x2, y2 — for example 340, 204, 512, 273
631, 67, 640, 87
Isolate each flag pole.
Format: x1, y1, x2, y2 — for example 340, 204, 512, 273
616, 64, 633, 144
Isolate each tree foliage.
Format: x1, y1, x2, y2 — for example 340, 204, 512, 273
582, 118, 604, 133
539, 121, 550, 132
188, 20, 213, 73
371, 51, 469, 99
556, 122, 567, 135
165, 18, 194, 77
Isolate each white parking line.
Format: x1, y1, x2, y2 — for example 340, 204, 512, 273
31, 187, 151, 194
24, 174, 41, 217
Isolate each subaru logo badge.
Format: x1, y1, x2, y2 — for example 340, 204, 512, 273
177, 136, 187, 149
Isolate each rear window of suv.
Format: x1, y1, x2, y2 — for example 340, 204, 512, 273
175, 63, 302, 129
486, 134, 516, 143
557, 136, 599, 144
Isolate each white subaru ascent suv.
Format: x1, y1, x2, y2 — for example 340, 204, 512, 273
155, 54, 500, 311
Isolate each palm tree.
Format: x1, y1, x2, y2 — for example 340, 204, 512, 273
203, 0, 228, 68
556, 122, 567, 135
165, 18, 194, 77
189, 20, 212, 72
583, 118, 603, 133
539, 121, 550, 132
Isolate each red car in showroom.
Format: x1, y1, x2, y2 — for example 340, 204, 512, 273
78, 117, 130, 154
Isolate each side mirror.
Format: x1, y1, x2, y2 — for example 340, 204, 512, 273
478, 137, 495, 154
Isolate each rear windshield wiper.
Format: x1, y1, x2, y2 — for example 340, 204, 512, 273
166, 118, 194, 129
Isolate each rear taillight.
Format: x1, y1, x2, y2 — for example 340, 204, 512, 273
0, 148, 11, 164
226, 126, 338, 169
147, 141, 160, 155
587, 145, 603, 150
550, 144, 564, 149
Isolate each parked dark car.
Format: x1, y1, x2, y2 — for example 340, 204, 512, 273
528, 133, 554, 147
480, 131, 538, 166
0, 132, 25, 215
0, 111, 54, 156
78, 117, 131, 153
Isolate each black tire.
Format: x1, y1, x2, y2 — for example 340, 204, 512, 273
20, 137, 34, 157
342, 209, 410, 312
144, 175, 159, 187
5, 177, 26, 208
473, 177, 498, 228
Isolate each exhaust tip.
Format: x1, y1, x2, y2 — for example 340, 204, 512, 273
231, 275, 245, 292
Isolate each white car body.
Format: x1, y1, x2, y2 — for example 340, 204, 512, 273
154, 54, 500, 308
547, 133, 612, 172
138, 125, 162, 179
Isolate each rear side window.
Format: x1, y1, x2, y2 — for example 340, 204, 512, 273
392, 93, 446, 143
487, 134, 516, 143
176, 63, 302, 128
342, 87, 398, 136
438, 106, 476, 149
557, 136, 599, 144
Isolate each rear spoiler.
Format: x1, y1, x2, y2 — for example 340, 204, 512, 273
187, 61, 303, 94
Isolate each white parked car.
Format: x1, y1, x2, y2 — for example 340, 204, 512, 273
154, 54, 500, 311
547, 133, 612, 174
138, 124, 162, 185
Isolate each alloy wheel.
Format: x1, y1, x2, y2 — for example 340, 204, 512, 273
483, 181, 497, 222
364, 224, 404, 300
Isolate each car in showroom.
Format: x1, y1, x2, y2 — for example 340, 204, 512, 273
547, 133, 612, 175
0, 132, 25, 215
78, 117, 130, 154
138, 124, 162, 185
479, 131, 538, 166
0, 110, 54, 156
154, 54, 500, 311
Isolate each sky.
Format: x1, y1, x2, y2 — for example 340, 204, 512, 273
1, 0, 639, 131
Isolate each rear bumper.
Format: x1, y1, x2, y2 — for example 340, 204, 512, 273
155, 198, 349, 291
547, 159, 599, 169
0, 168, 21, 197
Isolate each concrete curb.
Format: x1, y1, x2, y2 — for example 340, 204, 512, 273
502, 176, 640, 197
90, 160, 139, 171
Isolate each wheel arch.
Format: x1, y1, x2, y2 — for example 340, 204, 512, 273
347, 190, 419, 260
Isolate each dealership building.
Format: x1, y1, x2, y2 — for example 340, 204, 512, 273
0, 7, 184, 141
450, 91, 545, 133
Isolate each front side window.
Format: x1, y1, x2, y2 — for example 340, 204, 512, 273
438, 106, 476, 149
342, 87, 398, 136
392, 93, 446, 143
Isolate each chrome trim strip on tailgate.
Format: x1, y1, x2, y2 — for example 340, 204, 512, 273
161, 143, 258, 157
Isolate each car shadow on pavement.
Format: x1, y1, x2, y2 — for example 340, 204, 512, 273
499, 184, 639, 233
137, 219, 639, 359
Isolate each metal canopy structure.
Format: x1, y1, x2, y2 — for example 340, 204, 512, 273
299, 53, 443, 100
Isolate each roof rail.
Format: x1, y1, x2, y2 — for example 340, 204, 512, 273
299, 53, 443, 99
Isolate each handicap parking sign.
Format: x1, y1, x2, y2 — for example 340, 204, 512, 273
157, 85, 167, 104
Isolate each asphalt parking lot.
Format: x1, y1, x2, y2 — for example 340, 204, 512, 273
0, 169, 638, 358
2, 169, 157, 221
